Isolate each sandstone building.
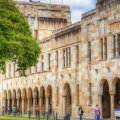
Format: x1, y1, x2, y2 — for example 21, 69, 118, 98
0, 0, 120, 119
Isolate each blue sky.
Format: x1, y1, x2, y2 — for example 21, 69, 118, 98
16, 0, 97, 23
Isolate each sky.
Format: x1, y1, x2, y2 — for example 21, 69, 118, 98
16, 0, 96, 23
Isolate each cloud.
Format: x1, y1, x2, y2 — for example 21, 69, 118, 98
15, 0, 96, 23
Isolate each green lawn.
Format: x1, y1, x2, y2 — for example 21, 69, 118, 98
0, 116, 45, 120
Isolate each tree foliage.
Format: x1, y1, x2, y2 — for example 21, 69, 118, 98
0, 0, 41, 76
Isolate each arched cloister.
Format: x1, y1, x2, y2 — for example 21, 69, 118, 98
40, 86, 45, 112
63, 83, 71, 114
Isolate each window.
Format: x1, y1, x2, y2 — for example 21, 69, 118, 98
34, 30, 38, 40
89, 83, 92, 105
48, 53, 51, 70
35, 65, 37, 73
76, 45, 79, 65
9, 64, 11, 78
56, 87, 59, 105
13, 63, 16, 77
88, 41, 91, 63
100, 38, 104, 60
100, 37, 107, 60
56, 51, 58, 69
41, 55, 44, 71
63, 47, 71, 67
76, 85, 79, 105
113, 34, 120, 58
104, 37, 107, 59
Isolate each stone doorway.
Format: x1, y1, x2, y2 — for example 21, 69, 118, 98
102, 81, 111, 118
64, 83, 72, 114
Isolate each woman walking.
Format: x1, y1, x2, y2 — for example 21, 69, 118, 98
78, 106, 83, 120
94, 105, 100, 120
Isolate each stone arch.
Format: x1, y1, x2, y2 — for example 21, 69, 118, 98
40, 86, 45, 112
111, 77, 119, 93
63, 83, 72, 114
98, 79, 110, 95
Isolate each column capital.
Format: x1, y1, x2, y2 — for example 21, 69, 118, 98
109, 91, 115, 95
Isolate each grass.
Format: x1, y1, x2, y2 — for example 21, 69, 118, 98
0, 116, 46, 120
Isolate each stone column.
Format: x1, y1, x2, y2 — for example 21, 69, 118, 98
33, 98, 36, 114
110, 93, 115, 118
98, 95, 102, 116
7, 99, 10, 107
22, 98, 25, 114
27, 98, 30, 112
46, 94, 49, 112
12, 98, 15, 107
33, 92, 37, 114
17, 99, 20, 108
39, 97, 42, 111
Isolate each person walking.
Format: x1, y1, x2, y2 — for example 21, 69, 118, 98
94, 105, 100, 120
78, 106, 84, 120
12, 105, 17, 117
7, 106, 11, 116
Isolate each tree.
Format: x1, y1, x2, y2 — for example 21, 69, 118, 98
0, 0, 41, 76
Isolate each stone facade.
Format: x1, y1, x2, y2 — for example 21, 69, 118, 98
1, 0, 120, 119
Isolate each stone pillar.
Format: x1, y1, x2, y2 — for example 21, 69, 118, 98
17, 99, 20, 108
22, 98, 25, 114
46, 96, 49, 112
110, 93, 115, 118
98, 95, 102, 116
7, 99, 10, 107
12, 98, 15, 107
39, 97, 42, 111
33, 92, 37, 114
27, 98, 30, 112
33, 98, 36, 114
